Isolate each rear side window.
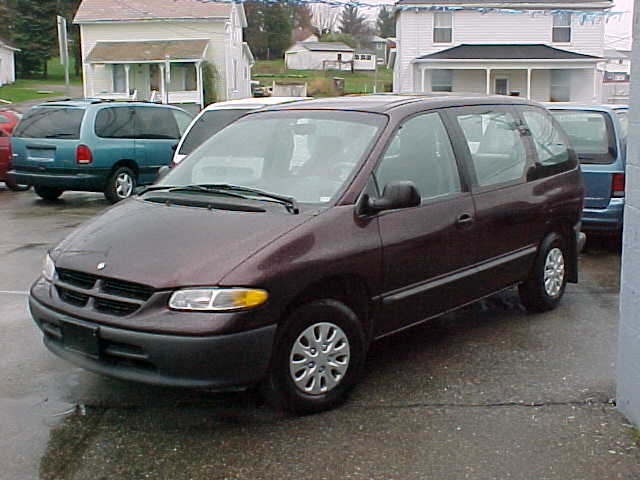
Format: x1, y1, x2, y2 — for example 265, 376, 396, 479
375, 112, 461, 200
134, 107, 180, 140
13, 107, 85, 139
521, 109, 570, 166
550, 110, 616, 164
456, 110, 527, 187
0, 113, 9, 124
178, 109, 250, 155
95, 107, 135, 138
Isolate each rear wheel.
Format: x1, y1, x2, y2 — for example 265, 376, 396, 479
519, 232, 567, 312
260, 299, 367, 415
104, 167, 136, 204
34, 186, 63, 201
4, 176, 30, 191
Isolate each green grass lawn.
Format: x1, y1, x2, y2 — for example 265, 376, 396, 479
0, 79, 63, 103
0, 57, 82, 104
253, 59, 392, 96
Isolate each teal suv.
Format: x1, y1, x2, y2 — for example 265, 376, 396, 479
9, 100, 192, 203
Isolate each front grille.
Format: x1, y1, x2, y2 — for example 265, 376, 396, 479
57, 269, 97, 290
54, 268, 153, 317
102, 278, 153, 301
56, 286, 89, 307
94, 297, 140, 317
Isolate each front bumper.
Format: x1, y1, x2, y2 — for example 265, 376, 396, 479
582, 198, 624, 233
8, 168, 108, 191
30, 296, 277, 389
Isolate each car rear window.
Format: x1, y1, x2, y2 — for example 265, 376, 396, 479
0, 113, 9, 124
550, 110, 616, 164
178, 109, 252, 155
13, 107, 85, 139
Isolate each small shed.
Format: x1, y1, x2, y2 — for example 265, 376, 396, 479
0, 37, 19, 86
285, 41, 354, 71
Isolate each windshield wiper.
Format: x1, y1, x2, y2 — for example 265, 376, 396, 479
197, 184, 299, 214
138, 184, 299, 214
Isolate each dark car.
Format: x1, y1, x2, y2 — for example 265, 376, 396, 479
29, 95, 585, 414
0, 129, 29, 191
9, 100, 192, 203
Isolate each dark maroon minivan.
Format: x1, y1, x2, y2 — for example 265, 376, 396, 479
29, 96, 585, 414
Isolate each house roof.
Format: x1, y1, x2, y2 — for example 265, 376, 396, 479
300, 42, 354, 52
85, 39, 209, 62
603, 49, 629, 59
74, 0, 232, 23
416, 44, 600, 60
0, 36, 19, 51
396, 0, 613, 7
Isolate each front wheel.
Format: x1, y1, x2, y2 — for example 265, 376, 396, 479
34, 186, 63, 201
519, 233, 567, 313
104, 167, 136, 204
260, 299, 367, 415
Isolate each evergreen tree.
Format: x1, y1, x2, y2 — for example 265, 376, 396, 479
292, 3, 313, 31
244, 2, 268, 59
13, 0, 57, 78
376, 7, 395, 38
0, 0, 15, 41
263, 3, 292, 59
339, 5, 369, 38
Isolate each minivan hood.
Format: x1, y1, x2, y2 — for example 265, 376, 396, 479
51, 198, 310, 288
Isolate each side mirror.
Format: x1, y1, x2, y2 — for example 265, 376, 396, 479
157, 165, 171, 181
171, 142, 178, 152
357, 181, 421, 216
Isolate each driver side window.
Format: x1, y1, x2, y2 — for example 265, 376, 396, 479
375, 112, 461, 201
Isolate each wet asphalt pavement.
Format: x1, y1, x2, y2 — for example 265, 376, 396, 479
1, 185, 638, 479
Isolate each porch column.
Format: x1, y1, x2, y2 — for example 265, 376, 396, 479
164, 55, 171, 104
196, 61, 204, 108
421, 66, 426, 93
486, 68, 491, 95
88, 64, 95, 97
160, 64, 166, 104
527, 68, 532, 99
124, 64, 131, 97
593, 66, 599, 102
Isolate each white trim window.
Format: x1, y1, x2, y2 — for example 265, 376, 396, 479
434, 12, 453, 43
431, 69, 453, 92
550, 70, 571, 101
552, 13, 571, 43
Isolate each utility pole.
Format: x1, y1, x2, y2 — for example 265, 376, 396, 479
56, 16, 70, 95
617, 0, 640, 425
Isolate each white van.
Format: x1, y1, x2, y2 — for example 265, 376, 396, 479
172, 97, 309, 165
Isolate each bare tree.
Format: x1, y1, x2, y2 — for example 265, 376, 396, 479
312, 4, 340, 35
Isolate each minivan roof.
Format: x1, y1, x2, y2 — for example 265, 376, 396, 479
264, 94, 540, 113
543, 102, 628, 113
201, 97, 309, 111
39, 98, 187, 109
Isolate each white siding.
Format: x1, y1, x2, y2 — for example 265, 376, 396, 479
452, 69, 486, 94
395, 9, 605, 93
0, 46, 16, 85
531, 69, 550, 101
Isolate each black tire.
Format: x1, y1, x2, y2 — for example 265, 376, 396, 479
104, 166, 136, 204
4, 176, 30, 191
34, 186, 63, 201
519, 232, 568, 313
260, 299, 367, 415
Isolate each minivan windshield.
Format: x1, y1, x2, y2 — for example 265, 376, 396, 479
178, 109, 253, 155
162, 110, 386, 205
13, 107, 85, 139
550, 110, 615, 164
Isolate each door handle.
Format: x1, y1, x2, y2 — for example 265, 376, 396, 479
457, 213, 474, 227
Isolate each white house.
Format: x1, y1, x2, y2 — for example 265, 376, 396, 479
0, 37, 19, 87
393, 0, 611, 102
74, 0, 254, 108
600, 48, 630, 103
285, 42, 354, 70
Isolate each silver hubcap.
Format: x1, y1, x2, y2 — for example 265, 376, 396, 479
115, 172, 133, 198
544, 247, 565, 297
289, 322, 350, 395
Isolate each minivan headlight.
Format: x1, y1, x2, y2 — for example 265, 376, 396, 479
168, 288, 268, 311
42, 254, 56, 282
